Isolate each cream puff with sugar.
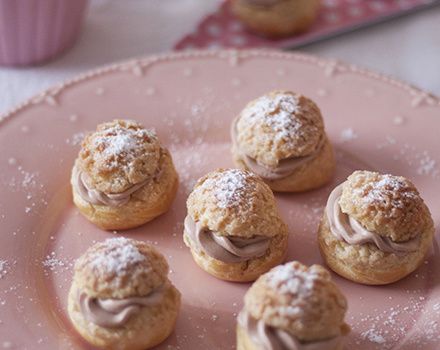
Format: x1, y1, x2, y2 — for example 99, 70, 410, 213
232, 91, 335, 192
237, 261, 350, 350
319, 170, 434, 285
68, 237, 181, 349
71, 119, 178, 230
184, 168, 288, 282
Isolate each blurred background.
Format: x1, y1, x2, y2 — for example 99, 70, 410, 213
0, 0, 439, 112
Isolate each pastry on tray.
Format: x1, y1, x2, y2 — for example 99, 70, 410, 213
232, 90, 335, 192
71, 119, 178, 230
237, 261, 350, 350
319, 170, 434, 285
183, 168, 288, 282
231, 0, 320, 38
68, 237, 181, 350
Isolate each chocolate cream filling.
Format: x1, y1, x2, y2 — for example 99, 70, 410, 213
326, 184, 419, 255
184, 216, 270, 263
72, 165, 151, 207
238, 311, 343, 350
78, 284, 166, 328
231, 118, 325, 181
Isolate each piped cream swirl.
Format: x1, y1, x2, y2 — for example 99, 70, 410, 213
78, 284, 165, 328
326, 184, 419, 255
238, 311, 344, 350
72, 165, 149, 207
231, 117, 324, 180
184, 216, 270, 263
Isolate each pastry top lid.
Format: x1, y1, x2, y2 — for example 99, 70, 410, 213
73, 238, 168, 299
77, 119, 161, 194
187, 168, 287, 238
235, 91, 325, 168
244, 261, 348, 342
339, 170, 433, 242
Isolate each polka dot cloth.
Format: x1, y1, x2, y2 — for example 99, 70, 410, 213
175, 0, 438, 50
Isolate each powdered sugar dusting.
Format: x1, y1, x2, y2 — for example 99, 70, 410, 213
90, 122, 157, 170
417, 153, 437, 176
340, 127, 358, 142
0, 259, 8, 279
241, 93, 302, 143
85, 237, 147, 277
65, 131, 87, 146
376, 137, 439, 179
266, 263, 323, 295
95, 126, 154, 158
42, 252, 73, 275
199, 169, 255, 209
354, 174, 417, 209
361, 329, 386, 344
349, 290, 440, 349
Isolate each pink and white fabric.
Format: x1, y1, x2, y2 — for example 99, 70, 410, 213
175, 0, 440, 50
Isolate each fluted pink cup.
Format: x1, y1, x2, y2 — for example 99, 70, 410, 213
0, 0, 88, 66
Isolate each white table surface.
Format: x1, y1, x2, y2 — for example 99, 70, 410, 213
1, 0, 439, 114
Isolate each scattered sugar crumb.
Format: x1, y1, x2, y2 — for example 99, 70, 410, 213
0, 259, 9, 279
21, 170, 38, 188
376, 135, 396, 149
42, 252, 72, 274
393, 115, 405, 125
361, 329, 386, 344
349, 293, 437, 348
417, 153, 437, 176
69, 114, 78, 122
66, 131, 87, 146
340, 128, 358, 142
171, 149, 205, 194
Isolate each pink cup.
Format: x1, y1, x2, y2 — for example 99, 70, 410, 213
0, 0, 89, 66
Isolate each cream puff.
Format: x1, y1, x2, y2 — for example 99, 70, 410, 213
231, 0, 320, 38
71, 119, 178, 230
237, 261, 350, 350
68, 237, 181, 350
232, 90, 335, 192
183, 168, 288, 282
318, 170, 434, 285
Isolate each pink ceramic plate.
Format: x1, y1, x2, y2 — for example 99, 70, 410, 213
0, 50, 439, 350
